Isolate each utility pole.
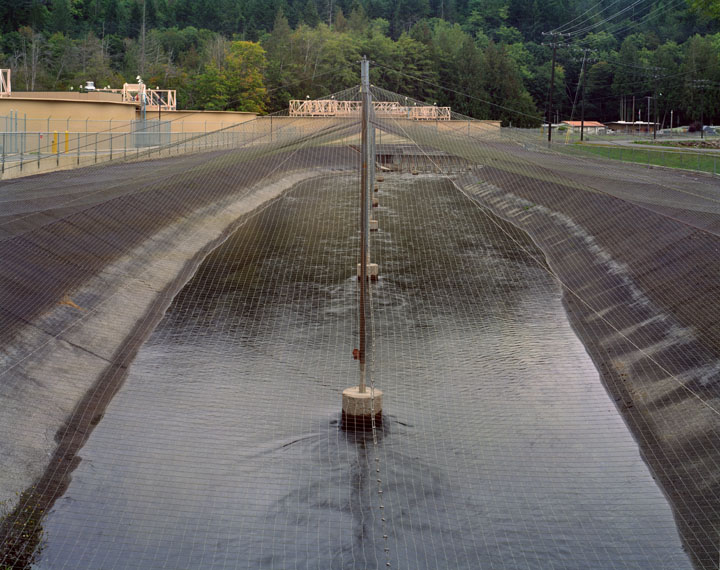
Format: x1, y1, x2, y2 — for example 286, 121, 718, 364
542, 32, 568, 144
580, 60, 587, 142
576, 48, 595, 142
654, 92, 658, 140
693, 79, 711, 140
647, 66, 662, 140
570, 50, 585, 121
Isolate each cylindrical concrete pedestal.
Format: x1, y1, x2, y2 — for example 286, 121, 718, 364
342, 386, 383, 431
372, 197, 379, 208
369, 219, 379, 232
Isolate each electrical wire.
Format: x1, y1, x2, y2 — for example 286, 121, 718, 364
373, 62, 542, 122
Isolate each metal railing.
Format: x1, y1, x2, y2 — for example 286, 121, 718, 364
0, 116, 318, 178
561, 142, 720, 177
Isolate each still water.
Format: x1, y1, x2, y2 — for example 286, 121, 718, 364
37, 174, 691, 569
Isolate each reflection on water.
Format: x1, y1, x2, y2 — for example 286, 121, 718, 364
37, 175, 691, 569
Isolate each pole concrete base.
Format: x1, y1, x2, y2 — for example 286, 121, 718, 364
370, 219, 378, 232
377, 176, 384, 182
372, 197, 379, 207
342, 386, 383, 431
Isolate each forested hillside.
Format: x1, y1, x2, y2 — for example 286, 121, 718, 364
1, 0, 719, 126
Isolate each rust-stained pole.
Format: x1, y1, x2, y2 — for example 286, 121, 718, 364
359, 55, 371, 393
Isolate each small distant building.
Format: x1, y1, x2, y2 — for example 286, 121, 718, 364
604, 120, 657, 134
560, 120, 606, 134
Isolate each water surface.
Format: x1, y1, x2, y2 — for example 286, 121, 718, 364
37, 174, 691, 569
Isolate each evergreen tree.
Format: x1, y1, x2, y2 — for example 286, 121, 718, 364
481, 40, 539, 126
50, 0, 74, 35
303, 0, 320, 26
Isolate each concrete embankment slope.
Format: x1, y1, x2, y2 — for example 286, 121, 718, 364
457, 157, 720, 570
0, 145, 357, 526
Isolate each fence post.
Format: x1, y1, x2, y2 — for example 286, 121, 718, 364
55, 133, 59, 166
77, 133, 80, 165
110, 131, 113, 161
95, 132, 98, 163
38, 133, 41, 169
124, 133, 127, 160
2, 132, 5, 174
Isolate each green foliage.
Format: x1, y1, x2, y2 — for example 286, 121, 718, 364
481, 41, 540, 126
187, 40, 267, 111
688, 0, 720, 21
0, 0, 718, 126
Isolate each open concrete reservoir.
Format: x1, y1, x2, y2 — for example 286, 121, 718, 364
32, 174, 691, 568
2, 92, 720, 568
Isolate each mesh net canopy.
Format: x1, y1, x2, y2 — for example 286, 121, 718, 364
1, 84, 719, 570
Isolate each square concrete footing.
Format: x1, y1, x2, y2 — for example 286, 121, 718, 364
357, 263, 379, 280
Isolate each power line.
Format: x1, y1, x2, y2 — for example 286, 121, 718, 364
587, 0, 688, 39
372, 62, 542, 122
552, 0, 626, 34
563, 0, 652, 37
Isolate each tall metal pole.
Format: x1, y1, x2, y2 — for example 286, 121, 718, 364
579, 49, 588, 142
358, 56, 371, 394
547, 40, 557, 143
542, 32, 566, 143
653, 89, 658, 140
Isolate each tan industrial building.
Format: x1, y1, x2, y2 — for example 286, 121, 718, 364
0, 90, 257, 134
